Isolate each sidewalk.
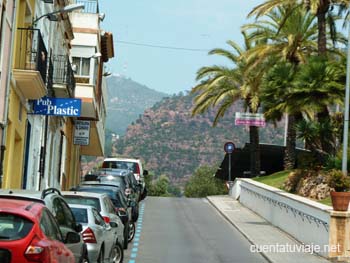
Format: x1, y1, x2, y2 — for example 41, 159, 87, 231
207, 195, 332, 263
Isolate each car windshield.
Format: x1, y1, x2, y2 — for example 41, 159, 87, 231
0, 213, 33, 240
70, 208, 88, 224
64, 196, 101, 212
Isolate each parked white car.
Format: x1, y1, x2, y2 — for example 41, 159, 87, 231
69, 204, 124, 263
62, 191, 125, 248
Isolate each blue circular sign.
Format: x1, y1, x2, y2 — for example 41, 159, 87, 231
224, 142, 235, 154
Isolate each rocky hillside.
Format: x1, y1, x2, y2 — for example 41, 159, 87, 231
114, 93, 286, 186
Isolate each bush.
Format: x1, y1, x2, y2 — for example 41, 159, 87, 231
184, 165, 228, 197
327, 169, 350, 192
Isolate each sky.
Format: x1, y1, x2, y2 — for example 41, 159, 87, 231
99, 0, 264, 94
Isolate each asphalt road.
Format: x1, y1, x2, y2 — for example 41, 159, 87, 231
124, 197, 267, 263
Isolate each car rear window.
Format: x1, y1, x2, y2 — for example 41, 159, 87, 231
0, 213, 33, 240
71, 208, 88, 224
64, 196, 101, 212
102, 161, 137, 172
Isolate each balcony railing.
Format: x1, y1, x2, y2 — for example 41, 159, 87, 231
77, 0, 99, 14
16, 28, 48, 84
52, 55, 76, 97
47, 56, 54, 96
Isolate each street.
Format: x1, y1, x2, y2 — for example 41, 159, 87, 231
124, 197, 267, 263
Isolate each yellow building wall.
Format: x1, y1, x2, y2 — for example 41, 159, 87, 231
64, 119, 81, 190
3, 0, 36, 189
3, 85, 27, 189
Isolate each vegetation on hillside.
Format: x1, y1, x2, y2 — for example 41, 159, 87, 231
114, 93, 285, 187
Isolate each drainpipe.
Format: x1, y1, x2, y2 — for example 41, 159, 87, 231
0, 0, 17, 188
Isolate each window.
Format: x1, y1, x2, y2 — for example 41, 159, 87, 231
52, 198, 75, 229
72, 57, 90, 76
40, 209, 62, 241
0, 213, 33, 240
91, 209, 105, 226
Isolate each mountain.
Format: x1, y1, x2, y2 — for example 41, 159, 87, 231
105, 75, 168, 136
114, 93, 286, 186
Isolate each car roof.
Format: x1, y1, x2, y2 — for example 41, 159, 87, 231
72, 184, 122, 193
96, 168, 131, 176
62, 191, 108, 199
68, 204, 96, 211
0, 198, 44, 221
0, 189, 44, 203
103, 157, 141, 163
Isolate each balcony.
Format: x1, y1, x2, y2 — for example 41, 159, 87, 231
13, 28, 47, 99
51, 55, 76, 98
75, 83, 98, 119
77, 0, 99, 14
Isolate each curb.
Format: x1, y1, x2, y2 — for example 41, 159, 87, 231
206, 196, 273, 263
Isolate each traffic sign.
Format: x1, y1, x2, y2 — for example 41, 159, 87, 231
224, 142, 235, 154
235, 112, 265, 127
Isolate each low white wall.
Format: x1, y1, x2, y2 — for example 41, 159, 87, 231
235, 179, 332, 257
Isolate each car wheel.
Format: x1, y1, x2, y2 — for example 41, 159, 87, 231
80, 249, 89, 263
97, 246, 104, 263
123, 224, 129, 249
128, 222, 135, 242
110, 241, 124, 263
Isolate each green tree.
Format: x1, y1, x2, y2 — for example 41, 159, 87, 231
248, 0, 342, 55
245, 4, 318, 169
249, 0, 347, 154
191, 32, 265, 176
184, 165, 228, 198
148, 174, 173, 197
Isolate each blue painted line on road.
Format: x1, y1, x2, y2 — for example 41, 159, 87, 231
129, 203, 145, 263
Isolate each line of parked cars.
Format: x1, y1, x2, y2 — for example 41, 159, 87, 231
0, 157, 148, 263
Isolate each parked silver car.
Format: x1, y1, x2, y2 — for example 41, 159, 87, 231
62, 191, 125, 248
69, 204, 124, 263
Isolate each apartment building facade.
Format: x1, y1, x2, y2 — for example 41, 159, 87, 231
0, 0, 113, 190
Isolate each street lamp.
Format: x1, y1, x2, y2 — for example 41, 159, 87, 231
33, 3, 85, 24
342, 20, 350, 175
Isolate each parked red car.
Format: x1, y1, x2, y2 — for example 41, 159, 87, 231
0, 198, 75, 263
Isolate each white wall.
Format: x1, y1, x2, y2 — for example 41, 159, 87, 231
235, 179, 332, 257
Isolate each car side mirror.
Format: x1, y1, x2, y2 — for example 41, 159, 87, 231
65, 231, 81, 244
110, 221, 118, 228
143, 170, 148, 176
75, 223, 83, 233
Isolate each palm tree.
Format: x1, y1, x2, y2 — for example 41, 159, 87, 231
191, 32, 265, 177
249, 0, 348, 154
291, 56, 346, 155
248, 0, 344, 55
244, 4, 318, 169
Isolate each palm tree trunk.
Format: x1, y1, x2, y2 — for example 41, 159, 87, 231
284, 114, 297, 170
249, 125, 260, 177
316, 3, 329, 55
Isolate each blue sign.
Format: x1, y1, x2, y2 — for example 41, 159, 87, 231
32, 97, 81, 117
224, 142, 235, 154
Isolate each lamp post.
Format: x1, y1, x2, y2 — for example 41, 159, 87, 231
342, 21, 350, 175
33, 3, 84, 24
